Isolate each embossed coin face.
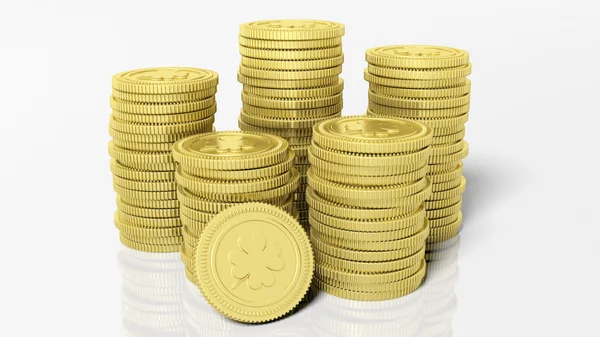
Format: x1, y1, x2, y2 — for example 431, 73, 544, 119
373, 45, 463, 58
319, 116, 429, 140
366, 45, 469, 69
196, 203, 313, 323
119, 67, 216, 84
180, 132, 285, 158
240, 20, 344, 40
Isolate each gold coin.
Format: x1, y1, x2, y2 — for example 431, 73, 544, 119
306, 186, 420, 219
364, 69, 467, 89
180, 213, 207, 233
180, 150, 295, 181
316, 258, 424, 286
180, 204, 215, 223
312, 116, 432, 154
175, 165, 292, 195
431, 176, 463, 193
287, 137, 312, 146
113, 175, 176, 192
309, 205, 425, 232
308, 148, 425, 176
433, 128, 465, 145
309, 141, 430, 167
429, 211, 461, 228
119, 235, 181, 253
108, 126, 206, 143
240, 20, 345, 40
431, 140, 465, 157
116, 196, 179, 218
367, 63, 472, 80
239, 45, 342, 60
369, 91, 470, 109
369, 79, 471, 98
310, 232, 423, 262
242, 102, 343, 118
238, 118, 313, 137
118, 196, 178, 209
426, 200, 463, 219
115, 215, 182, 238
366, 45, 469, 69
111, 140, 173, 152
429, 141, 469, 164
314, 245, 425, 274
238, 35, 342, 49
367, 103, 470, 118
110, 159, 174, 182
427, 176, 466, 201
430, 212, 463, 236
310, 219, 429, 251
307, 168, 429, 200
315, 274, 423, 301
113, 184, 177, 200
110, 95, 215, 115
238, 72, 339, 89
172, 131, 288, 171
195, 202, 314, 323
112, 67, 218, 94
109, 114, 214, 135
239, 65, 342, 80
112, 105, 216, 124
241, 55, 344, 71
309, 216, 423, 241
428, 161, 462, 173
240, 110, 341, 129
242, 92, 342, 110
112, 87, 216, 104
116, 211, 180, 228
425, 193, 463, 210
243, 79, 344, 99
310, 164, 428, 186
367, 110, 469, 129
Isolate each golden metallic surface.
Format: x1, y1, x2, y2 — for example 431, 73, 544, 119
238, 72, 339, 89
312, 116, 433, 154
425, 194, 463, 210
316, 258, 424, 286
242, 92, 343, 109
310, 164, 428, 186
431, 176, 463, 193
195, 203, 313, 323
172, 131, 289, 171
427, 176, 466, 201
366, 45, 469, 69
431, 140, 465, 157
309, 216, 422, 241
108, 126, 206, 144
314, 245, 425, 274
117, 211, 181, 228
315, 273, 424, 301
111, 140, 173, 152
112, 175, 176, 192
308, 148, 426, 176
238, 36, 342, 49
369, 79, 471, 98
426, 201, 463, 219
239, 65, 343, 80
112, 105, 216, 124
112, 67, 219, 94
429, 141, 469, 164
364, 69, 467, 89
241, 55, 344, 71
113, 184, 177, 201
242, 102, 343, 118
112, 87, 216, 104
243, 79, 344, 99
110, 158, 174, 182
239, 45, 342, 60
367, 63, 472, 80
429, 211, 461, 228
118, 196, 178, 209
109, 114, 215, 135
110, 95, 215, 115
108, 141, 173, 165
119, 235, 182, 253
240, 20, 345, 40
432, 128, 466, 145
309, 206, 425, 232
116, 196, 179, 218
309, 141, 431, 167
368, 91, 470, 109
240, 110, 341, 129
367, 103, 470, 118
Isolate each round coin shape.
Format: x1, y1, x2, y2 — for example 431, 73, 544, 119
366, 45, 469, 69
195, 203, 314, 323
240, 19, 345, 40
112, 67, 218, 94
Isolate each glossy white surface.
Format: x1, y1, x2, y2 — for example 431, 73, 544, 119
0, 0, 599, 336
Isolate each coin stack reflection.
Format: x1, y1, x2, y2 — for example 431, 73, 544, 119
236, 19, 345, 229
171, 131, 300, 285
307, 116, 433, 301
119, 245, 185, 336
364, 46, 470, 247
109, 67, 218, 253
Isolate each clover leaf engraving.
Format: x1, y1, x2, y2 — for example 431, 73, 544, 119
228, 232, 284, 290
201, 136, 256, 153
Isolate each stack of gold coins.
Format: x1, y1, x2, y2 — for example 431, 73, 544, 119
172, 131, 300, 284
236, 19, 345, 229
363, 46, 470, 246
307, 116, 434, 301
109, 67, 219, 253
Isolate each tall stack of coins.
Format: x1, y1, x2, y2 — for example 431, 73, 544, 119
109, 67, 218, 252
236, 19, 345, 229
307, 116, 433, 301
363, 46, 470, 245
171, 131, 300, 284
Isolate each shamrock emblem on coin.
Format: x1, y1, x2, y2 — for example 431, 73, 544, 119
136, 69, 190, 81
344, 121, 401, 137
201, 136, 256, 153
393, 46, 441, 57
229, 232, 284, 290
268, 20, 316, 29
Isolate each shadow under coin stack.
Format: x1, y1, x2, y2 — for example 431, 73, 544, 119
306, 116, 434, 301
236, 19, 345, 229
363, 46, 471, 247
109, 67, 219, 253
171, 131, 300, 285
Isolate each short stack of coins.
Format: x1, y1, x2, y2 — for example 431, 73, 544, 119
171, 131, 300, 284
109, 67, 219, 253
306, 116, 434, 301
363, 45, 470, 246
236, 19, 345, 229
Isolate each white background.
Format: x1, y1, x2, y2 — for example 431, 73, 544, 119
1, 0, 599, 336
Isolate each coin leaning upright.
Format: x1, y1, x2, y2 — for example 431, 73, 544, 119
195, 202, 314, 323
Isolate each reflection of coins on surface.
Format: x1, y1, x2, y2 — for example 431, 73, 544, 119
313, 116, 433, 154
195, 203, 314, 323
240, 19, 345, 40
366, 45, 469, 69
173, 131, 288, 170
